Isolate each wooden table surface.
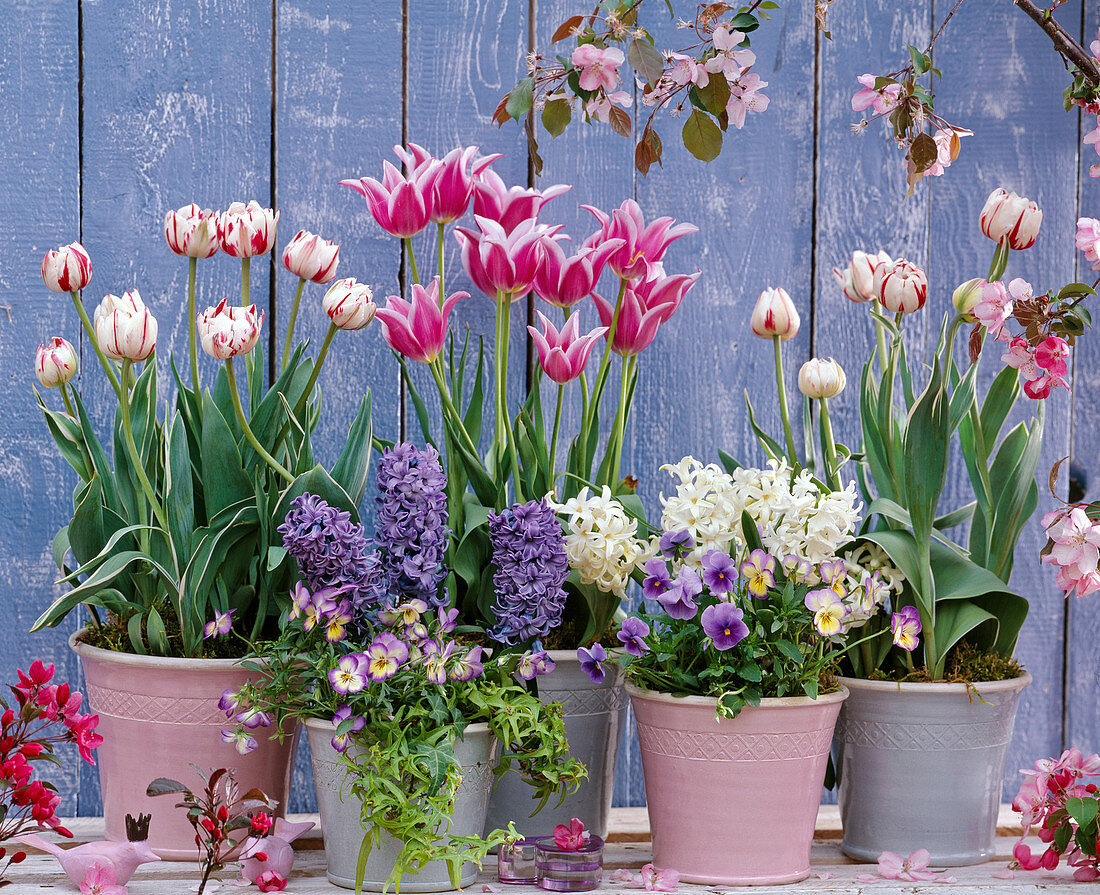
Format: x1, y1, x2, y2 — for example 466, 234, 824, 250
4, 806, 1085, 894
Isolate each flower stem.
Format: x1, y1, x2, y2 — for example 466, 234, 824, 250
69, 290, 121, 398
549, 382, 564, 479
59, 382, 75, 417
819, 397, 842, 492
584, 278, 628, 438
607, 354, 635, 488
500, 297, 524, 502
436, 223, 446, 307
225, 358, 295, 483
241, 257, 251, 307
773, 335, 798, 464
874, 315, 888, 377
282, 277, 306, 372
119, 359, 170, 531
405, 238, 420, 285
429, 358, 482, 461
295, 322, 338, 418
188, 257, 200, 393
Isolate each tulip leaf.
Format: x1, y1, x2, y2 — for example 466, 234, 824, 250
201, 394, 253, 519
331, 392, 374, 507
979, 364, 1021, 453
682, 110, 723, 163
165, 412, 195, 574
35, 390, 93, 481
147, 606, 169, 656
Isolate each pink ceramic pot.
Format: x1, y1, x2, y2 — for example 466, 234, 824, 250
71, 632, 298, 860
629, 683, 847, 886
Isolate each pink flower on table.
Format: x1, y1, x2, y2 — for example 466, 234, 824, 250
394, 143, 501, 224
833, 250, 892, 303
196, 299, 264, 359
640, 863, 680, 892
581, 199, 698, 280
528, 311, 607, 384
552, 817, 586, 851
585, 90, 633, 123
706, 25, 755, 79
164, 204, 220, 259
35, 336, 78, 388
1075, 217, 1100, 270
973, 280, 1013, 340
668, 52, 709, 88
80, 862, 127, 895
473, 169, 570, 234
571, 44, 625, 92
727, 73, 769, 129
42, 242, 92, 293
218, 201, 279, 257
282, 229, 340, 283
376, 278, 467, 363
456, 216, 551, 298
877, 849, 940, 882
874, 258, 927, 314
94, 290, 158, 362
256, 870, 289, 892
534, 238, 623, 308
341, 159, 435, 239
852, 73, 901, 115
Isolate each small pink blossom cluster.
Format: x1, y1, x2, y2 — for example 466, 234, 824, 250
608, 864, 680, 891
570, 44, 631, 123
1041, 506, 1100, 597
1011, 748, 1100, 880
1076, 217, 1100, 271
1081, 30, 1100, 178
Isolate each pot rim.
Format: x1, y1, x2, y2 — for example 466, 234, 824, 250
69, 627, 260, 671
837, 671, 1032, 695
303, 716, 493, 736
625, 681, 849, 709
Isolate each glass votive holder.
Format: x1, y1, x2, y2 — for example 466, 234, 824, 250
535, 836, 604, 891
498, 837, 548, 885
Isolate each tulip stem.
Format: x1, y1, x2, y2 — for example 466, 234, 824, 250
187, 257, 200, 394
584, 278, 628, 442
429, 358, 482, 462
59, 382, 75, 417
773, 336, 798, 465
874, 316, 888, 377
282, 277, 306, 372
549, 382, 564, 478
436, 223, 446, 308
819, 396, 842, 492
405, 238, 420, 286
69, 290, 121, 398
225, 358, 295, 484
241, 257, 251, 308
607, 355, 635, 488
119, 359, 170, 532
295, 322, 338, 418
498, 296, 524, 502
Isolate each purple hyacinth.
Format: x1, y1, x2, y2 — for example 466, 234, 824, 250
487, 499, 570, 646
374, 443, 450, 608
278, 493, 386, 614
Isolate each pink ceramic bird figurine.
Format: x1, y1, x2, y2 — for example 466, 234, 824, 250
238, 817, 314, 884
18, 812, 161, 885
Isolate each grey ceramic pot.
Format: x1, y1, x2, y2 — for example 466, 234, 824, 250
483, 650, 625, 840
834, 673, 1031, 866
306, 718, 499, 891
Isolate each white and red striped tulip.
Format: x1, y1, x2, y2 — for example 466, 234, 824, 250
798, 357, 846, 399
832, 250, 891, 303
323, 278, 376, 330
197, 299, 264, 359
282, 230, 340, 284
750, 287, 800, 340
41, 242, 92, 293
874, 258, 927, 314
164, 204, 220, 258
35, 337, 78, 388
979, 188, 1042, 250
94, 290, 157, 361
218, 201, 279, 257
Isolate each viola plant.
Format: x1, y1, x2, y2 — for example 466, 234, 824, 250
32, 202, 378, 657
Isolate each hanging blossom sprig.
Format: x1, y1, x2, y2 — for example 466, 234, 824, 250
496, 1, 777, 176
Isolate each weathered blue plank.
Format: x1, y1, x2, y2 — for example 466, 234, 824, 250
77, 0, 274, 812
275, 0, 405, 813
0, 0, 82, 815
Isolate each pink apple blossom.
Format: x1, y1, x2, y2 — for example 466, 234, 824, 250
581, 199, 698, 279
640, 863, 680, 892
528, 311, 607, 384
1075, 216, 1100, 271
42, 241, 92, 293
668, 53, 709, 88
376, 278, 467, 363
852, 73, 901, 115
877, 849, 940, 882
218, 200, 279, 257
472, 169, 570, 234
585, 90, 633, 123
456, 216, 552, 298
727, 73, 769, 129
706, 25, 755, 79
80, 862, 127, 895
972, 280, 1013, 340
571, 44, 625, 92
341, 159, 435, 238
1035, 335, 1070, 378
1002, 337, 1040, 381
921, 127, 973, 178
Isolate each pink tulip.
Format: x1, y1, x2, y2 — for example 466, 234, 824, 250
164, 204, 220, 258
874, 258, 927, 314
340, 159, 435, 238
196, 299, 264, 359
218, 201, 279, 257
395, 143, 501, 224
93, 290, 157, 362
281, 229, 340, 283
375, 277, 467, 363
634, 265, 700, 323
35, 337, 78, 388
582, 200, 698, 280
980, 188, 1042, 250
528, 311, 608, 383
593, 284, 664, 357
42, 242, 92, 293
456, 216, 552, 298
533, 238, 625, 308
323, 278, 376, 330
472, 169, 570, 234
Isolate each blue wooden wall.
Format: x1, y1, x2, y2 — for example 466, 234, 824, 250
1, 0, 1096, 815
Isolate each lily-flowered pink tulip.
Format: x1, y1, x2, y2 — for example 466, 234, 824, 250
41, 242, 92, 293
375, 277, 467, 363
592, 283, 664, 357
218, 201, 279, 257
874, 258, 927, 314
164, 204, 220, 259
528, 311, 608, 383
94, 290, 157, 361
35, 337, 78, 388
456, 216, 551, 299
341, 159, 434, 239
582, 200, 698, 280
322, 278, 376, 330
533, 238, 624, 308
750, 287, 800, 339
980, 188, 1042, 250
281, 229, 340, 283
395, 143, 501, 224
196, 299, 264, 359
798, 357, 846, 399
832, 250, 891, 303
472, 169, 570, 235
633, 264, 700, 323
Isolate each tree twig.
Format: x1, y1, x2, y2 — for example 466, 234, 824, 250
1014, 0, 1100, 86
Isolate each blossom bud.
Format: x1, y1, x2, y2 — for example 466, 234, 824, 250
750, 287, 800, 340
164, 204, 220, 258
979, 188, 1042, 250
952, 277, 984, 323
322, 278, 376, 330
798, 357, 846, 399
35, 337, 78, 388
832, 250, 891, 303
94, 290, 158, 361
197, 299, 264, 359
282, 229, 340, 284
874, 258, 927, 314
41, 242, 92, 293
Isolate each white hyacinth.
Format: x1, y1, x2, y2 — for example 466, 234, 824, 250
547, 486, 644, 598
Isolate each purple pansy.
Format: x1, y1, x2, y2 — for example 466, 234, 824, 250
518, 650, 556, 680
578, 643, 608, 684
451, 646, 485, 682
364, 633, 409, 682
891, 606, 922, 651
616, 617, 651, 657
700, 603, 749, 651
700, 550, 738, 596
642, 558, 674, 601
659, 529, 694, 560
657, 567, 702, 620
331, 704, 366, 753
329, 653, 369, 694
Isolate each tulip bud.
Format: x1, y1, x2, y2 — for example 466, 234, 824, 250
218, 201, 279, 258
35, 337, 78, 388
979, 188, 1042, 250
833, 250, 892, 303
41, 242, 92, 293
282, 229, 341, 284
750, 287, 800, 340
164, 204, 220, 258
952, 277, 984, 323
322, 278, 376, 330
798, 357, 846, 399
197, 299, 264, 359
874, 258, 927, 314
94, 290, 157, 361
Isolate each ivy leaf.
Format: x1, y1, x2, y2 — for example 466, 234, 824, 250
542, 98, 571, 137
682, 110, 722, 162
628, 38, 664, 87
